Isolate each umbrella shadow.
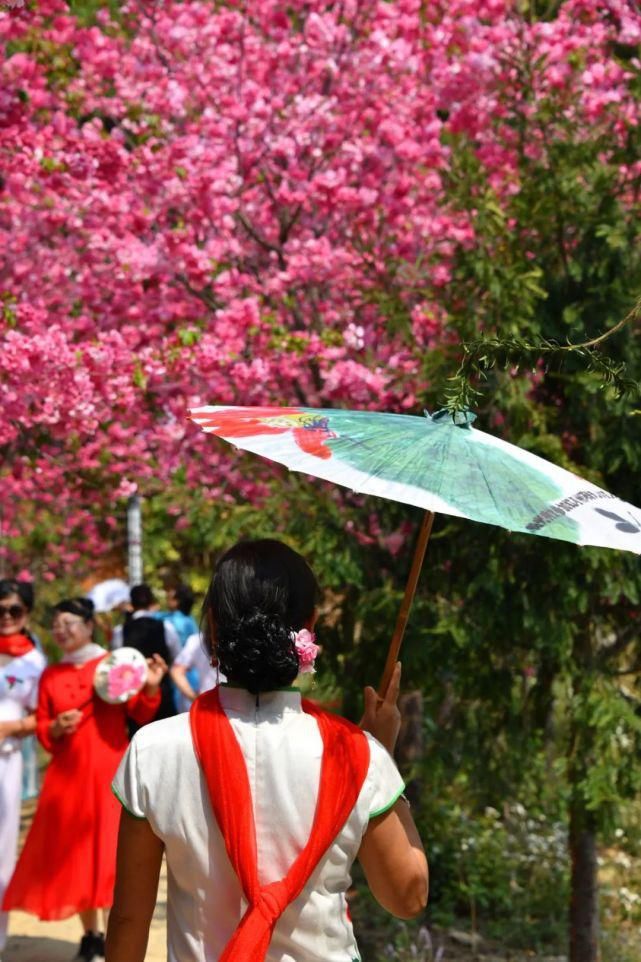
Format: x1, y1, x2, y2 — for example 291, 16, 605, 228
4, 935, 78, 961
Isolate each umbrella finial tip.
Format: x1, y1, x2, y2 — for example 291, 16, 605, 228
430, 408, 477, 427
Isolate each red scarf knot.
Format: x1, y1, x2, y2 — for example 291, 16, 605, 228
255, 881, 289, 922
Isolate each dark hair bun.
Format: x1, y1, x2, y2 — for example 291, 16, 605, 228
216, 611, 299, 694
203, 539, 319, 694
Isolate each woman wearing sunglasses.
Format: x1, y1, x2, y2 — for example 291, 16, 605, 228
0, 578, 46, 958
3, 597, 167, 962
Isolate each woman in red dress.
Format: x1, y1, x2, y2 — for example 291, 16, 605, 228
3, 598, 166, 962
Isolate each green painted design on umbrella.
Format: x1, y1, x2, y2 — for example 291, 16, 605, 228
307, 408, 581, 540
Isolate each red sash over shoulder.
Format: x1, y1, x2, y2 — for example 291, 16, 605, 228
190, 686, 370, 962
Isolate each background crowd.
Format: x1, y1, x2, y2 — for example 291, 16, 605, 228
0, 575, 209, 962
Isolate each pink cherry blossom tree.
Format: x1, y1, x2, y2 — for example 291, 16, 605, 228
1, 0, 639, 587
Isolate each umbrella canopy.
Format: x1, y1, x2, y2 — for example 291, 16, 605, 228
86, 578, 131, 613
189, 405, 641, 555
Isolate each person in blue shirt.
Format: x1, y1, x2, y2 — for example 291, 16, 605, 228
157, 584, 198, 645
154, 583, 199, 710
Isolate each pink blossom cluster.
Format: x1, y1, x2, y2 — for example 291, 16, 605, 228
1, 0, 640, 575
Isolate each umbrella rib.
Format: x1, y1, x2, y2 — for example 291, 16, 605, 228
477, 441, 508, 526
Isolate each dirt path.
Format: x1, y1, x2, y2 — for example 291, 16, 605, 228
5, 867, 167, 962
4, 800, 167, 962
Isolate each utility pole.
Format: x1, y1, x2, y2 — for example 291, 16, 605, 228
0, 498, 6, 578
127, 494, 143, 585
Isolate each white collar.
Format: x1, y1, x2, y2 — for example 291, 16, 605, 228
60, 642, 105, 665
218, 684, 303, 718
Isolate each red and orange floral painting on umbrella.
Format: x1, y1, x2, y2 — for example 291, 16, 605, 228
191, 407, 337, 460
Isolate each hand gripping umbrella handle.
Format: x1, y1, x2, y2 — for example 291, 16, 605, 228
378, 511, 435, 698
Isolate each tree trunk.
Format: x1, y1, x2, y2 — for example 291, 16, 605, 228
567, 625, 601, 962
569, 797, 600, 962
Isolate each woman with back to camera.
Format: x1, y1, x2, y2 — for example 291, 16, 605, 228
106, 539, 428, 962
3, 597, 167, 962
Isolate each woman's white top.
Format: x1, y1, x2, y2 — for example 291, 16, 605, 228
113, 685, 404, 962
0, 649, 46, 755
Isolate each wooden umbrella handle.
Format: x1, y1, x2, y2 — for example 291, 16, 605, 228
378, 511, 435, 697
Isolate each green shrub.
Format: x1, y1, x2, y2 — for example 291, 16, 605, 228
422, 800, 568, 951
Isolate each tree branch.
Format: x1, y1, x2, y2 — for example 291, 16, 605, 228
173, 275, 220, 312
443, 297, 641, 415
236, 211, 286, 269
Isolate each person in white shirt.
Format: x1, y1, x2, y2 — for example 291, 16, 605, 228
169, 632, 222, 708
0, 580, 46, 955
107, 539, 428, 962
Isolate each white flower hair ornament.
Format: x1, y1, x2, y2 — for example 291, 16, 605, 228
291, 628, 320, 674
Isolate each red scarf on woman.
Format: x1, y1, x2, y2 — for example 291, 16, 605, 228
190, 686, 370, 962
0, 633, 34, 657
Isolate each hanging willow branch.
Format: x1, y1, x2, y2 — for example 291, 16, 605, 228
444, 296, 641, 415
